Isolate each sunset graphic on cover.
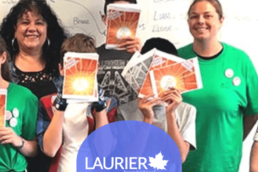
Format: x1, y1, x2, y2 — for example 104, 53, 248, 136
0, 93, 6, 128
106, 4, 141, 49
138, 52, 184, 97
63, 53, 98, 99
150, 58, 203, 97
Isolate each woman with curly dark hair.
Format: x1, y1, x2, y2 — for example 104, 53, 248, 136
0, 0, 68, 171
0, 0, 68, 99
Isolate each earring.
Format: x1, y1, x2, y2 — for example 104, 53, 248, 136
47, 38, 50, 47
12, 37, 16, 50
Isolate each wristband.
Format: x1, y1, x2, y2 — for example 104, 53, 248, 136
15, 139, 25, 150
92, 86, 107, 112
53, 94, 67, 111
92, 101, 107, 112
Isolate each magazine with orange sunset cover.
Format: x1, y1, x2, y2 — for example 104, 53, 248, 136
150, 58, 203, 98
66, 79, 99, 103
63, 52, 99, 101
0, 89, 7, 128
106, 4, 141, 49
138, 49, 184, 98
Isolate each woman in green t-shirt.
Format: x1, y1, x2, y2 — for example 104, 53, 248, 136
178, 0, 258, 172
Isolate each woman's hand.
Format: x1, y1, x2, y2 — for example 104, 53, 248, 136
118, 36, 142, 53
0, 127, 23, 147
138, 95, 161, 123
161, 88, 182, 115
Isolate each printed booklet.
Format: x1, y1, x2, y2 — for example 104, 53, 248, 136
122, 49, 203, 98
138, 49, 185, 98
106, 3, 141, 49
0, 89, 7, 128
62, 52, 99, 101
150, 58, 203, 98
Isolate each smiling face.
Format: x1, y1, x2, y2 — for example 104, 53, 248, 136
187, 1, 223, 42
14, 10, 47, 53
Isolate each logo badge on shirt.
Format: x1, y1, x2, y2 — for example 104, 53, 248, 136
9, 118, 17, 127
225, 68, 234, 78
5, 111, 12, 121
12, 108, 19, 118
233, 76, 241, 86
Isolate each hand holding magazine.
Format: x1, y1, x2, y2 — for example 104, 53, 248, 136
106, 3, 141, 49
138, 49, 185, 98
122, 49, 203, 99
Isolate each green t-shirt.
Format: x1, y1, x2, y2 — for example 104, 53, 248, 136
0, 83, 38, 172
178, 43, 258, 172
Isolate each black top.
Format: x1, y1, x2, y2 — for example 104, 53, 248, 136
12, 63, 57, 99
97, 44, 137, 105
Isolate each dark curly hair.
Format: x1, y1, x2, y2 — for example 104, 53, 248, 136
0, 0, 68, 76
0, 35, 12, 82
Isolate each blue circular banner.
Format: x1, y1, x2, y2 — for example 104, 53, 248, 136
77, 120, 181, 171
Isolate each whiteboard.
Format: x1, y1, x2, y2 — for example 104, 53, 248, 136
1, 0, 258, 73
0, 1, 257, 171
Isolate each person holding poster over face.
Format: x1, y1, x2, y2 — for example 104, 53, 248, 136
0, 35, 38, 172
177, 0, 258, 172
37, 33, 109, 172
97, 0, 142, 119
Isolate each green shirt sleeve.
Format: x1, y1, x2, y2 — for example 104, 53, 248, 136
241, 52, 258, 115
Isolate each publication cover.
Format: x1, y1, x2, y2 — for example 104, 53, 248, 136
150, 58, 203, 98
0, 89, 7, 128
106, 4, 141, 49
121, 50, 152, 93
138, 49, 184, 98
62, 52, 99, 101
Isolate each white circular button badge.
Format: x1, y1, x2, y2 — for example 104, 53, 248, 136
12, 108, 19, 118
5, 111, 12, 121
225, 69, 234, 78
233, 76, 241, 86
9, 118, 17, 127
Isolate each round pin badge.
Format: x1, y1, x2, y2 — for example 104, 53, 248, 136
225, 69, 234, 78
233, 76, 241, 86
9, 118, 17, 127
5, 111, 12, 121
12, 108, 19, 118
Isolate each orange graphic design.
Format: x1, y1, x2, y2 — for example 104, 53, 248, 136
139, 53, 183, 97
63, 57, 98, 99
0, 94, 6, 128
151, 59, 201, 97
106, 9, 140, 47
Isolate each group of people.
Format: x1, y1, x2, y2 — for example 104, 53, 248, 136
0, 0, 258, 172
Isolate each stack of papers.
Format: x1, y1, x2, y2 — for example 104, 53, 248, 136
62, 52, 99, 102
122, 48, 203, 98
106, 3, 141, 49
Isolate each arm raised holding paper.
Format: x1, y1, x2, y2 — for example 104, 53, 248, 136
117, 36, 142, 53
138, 87, 195, 163
37, 34, 109, 172
102, 0, 142, 53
